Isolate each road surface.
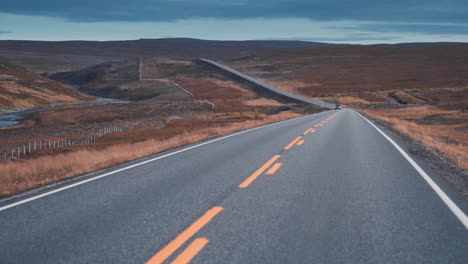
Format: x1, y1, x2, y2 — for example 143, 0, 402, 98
199, 59, 335, 109
0, 109, 467, 263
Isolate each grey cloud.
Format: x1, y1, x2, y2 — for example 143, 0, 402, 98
1, 0, 468, 25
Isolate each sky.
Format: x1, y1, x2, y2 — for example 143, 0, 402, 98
1, 0, 468, 43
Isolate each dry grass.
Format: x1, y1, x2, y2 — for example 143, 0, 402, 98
371, 106, 462, 119
0, 61, 94, 110
243, 98, 283, 106
254, 78, 312, 94
0, 111, 302, 197
337, 96, 373, 107
361, 108, 468, 170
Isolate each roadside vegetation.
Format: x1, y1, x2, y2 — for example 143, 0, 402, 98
226, 46, 468, 197
0, 56, 320, 197
0, 111, 302, 197
361, 107, 467, 170
2, 41, 467, 198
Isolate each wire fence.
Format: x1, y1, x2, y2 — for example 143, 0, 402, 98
1, 125, 124, 161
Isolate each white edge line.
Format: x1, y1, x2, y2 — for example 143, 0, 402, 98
0, 112, 329, 212
355, 110, 468, 229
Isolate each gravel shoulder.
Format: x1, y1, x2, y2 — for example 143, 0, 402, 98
360, 111, 468, 200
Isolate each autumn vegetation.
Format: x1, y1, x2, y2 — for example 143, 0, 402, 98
0, 111, 302, 197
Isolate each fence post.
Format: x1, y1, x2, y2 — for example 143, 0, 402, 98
28, 142, 31, 153
23, 145, 26, 155
11, 149, 14, 158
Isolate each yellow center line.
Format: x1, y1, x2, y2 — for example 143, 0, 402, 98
171, 237, 209, 264
239, 155, 281, 188
266, 162, 282, 175
296, 140, 304, 146
146, 207, 223, 264
303, 128, 313, 135
284, 136, 302, 150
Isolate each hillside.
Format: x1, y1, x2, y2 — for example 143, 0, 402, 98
0, 38, 329, 61
0, 60, 94, 111
48, 58, 205, 101
221, 42, 468, 191
225, 43, 468, 98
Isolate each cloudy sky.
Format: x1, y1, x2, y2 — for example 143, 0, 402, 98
1, 0, 468, 43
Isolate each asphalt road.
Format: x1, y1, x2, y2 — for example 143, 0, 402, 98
0, 109, 467, 263
200, 59, 335, 109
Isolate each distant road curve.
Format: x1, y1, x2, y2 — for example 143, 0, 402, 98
199, 58, 334, 109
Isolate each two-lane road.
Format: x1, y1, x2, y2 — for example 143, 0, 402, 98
0, 109, 467, 263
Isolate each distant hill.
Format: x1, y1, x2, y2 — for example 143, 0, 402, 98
0, 60, 94, 111
0, 38, 330, 60
49, 59, 174, 101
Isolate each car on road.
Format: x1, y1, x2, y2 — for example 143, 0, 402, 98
335, 104, 341, 110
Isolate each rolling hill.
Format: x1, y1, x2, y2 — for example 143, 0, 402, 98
0, 60, 94, 111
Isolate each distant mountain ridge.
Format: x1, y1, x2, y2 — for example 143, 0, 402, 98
0, 38, 331, 60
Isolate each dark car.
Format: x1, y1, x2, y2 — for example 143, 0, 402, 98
335, 104, 341, 110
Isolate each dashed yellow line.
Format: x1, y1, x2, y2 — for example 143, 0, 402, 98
303, 128, 314, 135
146, 207, 223, 264
284, 136, 302, 150
239, 155, 281, 188
266, 163, 282, 175
171, 237, 209, 264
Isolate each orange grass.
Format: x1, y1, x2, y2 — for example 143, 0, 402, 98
361, 109, 468, 170
337, 96, 373, 107
242, 98, 283, 106
0, 112, 302, 197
